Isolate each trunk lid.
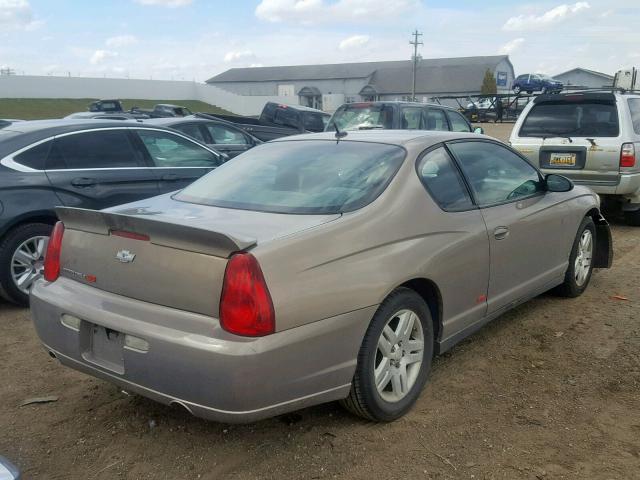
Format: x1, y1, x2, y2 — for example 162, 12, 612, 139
56, 197, 339, 316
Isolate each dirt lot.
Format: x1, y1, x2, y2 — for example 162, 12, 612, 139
1, 123, 639, 479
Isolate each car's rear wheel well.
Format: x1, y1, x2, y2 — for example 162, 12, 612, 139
399, 278, 442, 345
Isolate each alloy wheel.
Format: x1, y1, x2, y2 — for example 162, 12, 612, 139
11, 235, 49, 294
574, 230, 593, 287
374, 309, 424, 403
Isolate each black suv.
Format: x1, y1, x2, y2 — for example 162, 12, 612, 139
0, 119, 225, 305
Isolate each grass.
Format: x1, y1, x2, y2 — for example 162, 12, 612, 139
0, 98, 233, 120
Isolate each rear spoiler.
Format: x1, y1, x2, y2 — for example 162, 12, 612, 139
55, 207, 256, 258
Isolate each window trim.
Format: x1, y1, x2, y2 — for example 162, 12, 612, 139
414, 143, 478, 212
444, 138, 547, 209
0, 126, 222, 173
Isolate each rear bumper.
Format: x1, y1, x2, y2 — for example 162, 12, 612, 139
540, 170, 640, 197
30, 277, 375, 423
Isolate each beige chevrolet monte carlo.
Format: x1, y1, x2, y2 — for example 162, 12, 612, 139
30, 130, 612, 423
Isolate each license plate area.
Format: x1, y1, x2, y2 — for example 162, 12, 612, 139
81, 323, 125, 374
549, 152, 576, 166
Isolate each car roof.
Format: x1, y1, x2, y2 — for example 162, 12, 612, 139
271, 129, 482, 148
0, 119, 160, 159
266, 102, 329, 115
143, 115, 240, 128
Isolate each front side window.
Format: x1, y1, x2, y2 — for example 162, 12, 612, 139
173, 123, 207, 143
628, 99, 640, 135
448, 141, 544, 206
424, 109, 449, 131
401, 108, 422, 129
175, 140, 406, 214
136, 130, 222, 168
273, 108, 299, 129
520, 100, 619, 137
47, 130, 144, 169
446, 110, 472, 132
205, 124, 248, 145
417, 147, 473, 211
303, 113, 329, 132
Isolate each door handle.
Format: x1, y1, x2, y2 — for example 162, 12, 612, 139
160, 173, 180, 181
494, 226, 510, 240
70, 177, 96, 187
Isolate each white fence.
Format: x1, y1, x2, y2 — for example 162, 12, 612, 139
0, 75, 298, 116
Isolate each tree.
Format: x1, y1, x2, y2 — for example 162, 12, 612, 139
480, 69, 497, 95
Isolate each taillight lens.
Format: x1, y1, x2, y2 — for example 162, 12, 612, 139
219, 253, 275, 336
43, 221, 65, 282
621, 143, 636, 168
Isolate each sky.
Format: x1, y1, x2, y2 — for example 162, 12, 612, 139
0, 0, 638, 82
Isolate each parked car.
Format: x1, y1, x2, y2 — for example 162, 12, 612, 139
203, 102, 331, 141
510, 91, 640, 225
30, 130, 611, 423
144, 116, 262, 159
0, 119, 225, 305
326, 101, 483, 134
512, 74, 563, 95
131, 104, 193, 118
88, 99, 125, 113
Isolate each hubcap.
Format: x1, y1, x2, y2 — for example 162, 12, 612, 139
11, 235, 49, 294
374, 309, 424, 403
574, 230, 593, 287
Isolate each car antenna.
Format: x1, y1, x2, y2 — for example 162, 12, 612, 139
334, 123, 347, 142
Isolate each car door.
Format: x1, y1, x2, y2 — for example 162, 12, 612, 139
415, 146, 490, 337
133, 128, 224, 192
44, 128, 160, 210
447, 140, 572, 314
202, 122, 255, 158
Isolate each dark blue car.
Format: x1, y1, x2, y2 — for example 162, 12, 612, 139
512, 74, 563, 94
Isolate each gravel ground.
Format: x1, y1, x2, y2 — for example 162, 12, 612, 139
1, 122, 638, 479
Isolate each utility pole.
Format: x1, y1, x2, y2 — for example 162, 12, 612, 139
409, 30, 423, 102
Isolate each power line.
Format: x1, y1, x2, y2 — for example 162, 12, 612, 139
409, 30, 423, 102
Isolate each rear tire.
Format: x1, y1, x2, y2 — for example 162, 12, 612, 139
0, 223, 53, 306
340, 288, 434, 421
553, 217, 595, 298
623, 209, 640, 226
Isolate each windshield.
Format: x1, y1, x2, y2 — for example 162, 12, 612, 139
174, 140, 406, 214
520, 100, 619, 137
327, 104, 394, 131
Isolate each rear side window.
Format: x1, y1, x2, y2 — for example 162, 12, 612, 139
47, 130, 145, 169
520, 100, 620, 137
417, 147, 473, 211
628, 99, 640, 134
206, 124, 248, 144
136, 130, 222, 168
446, 111, 472, 132
14, 140, 52, 170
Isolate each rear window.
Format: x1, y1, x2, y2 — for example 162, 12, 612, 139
327, 104, 394, 131
520, 100, 619, 137
628, 99, 640, 134
174, 140, 405, 214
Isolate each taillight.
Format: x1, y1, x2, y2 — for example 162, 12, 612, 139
219, 253, 275, 336
621, 143, 636, 168
43, 221, 65, 282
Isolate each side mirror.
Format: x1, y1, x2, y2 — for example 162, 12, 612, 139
545, 173, 574, 192
473, 127, 484, 134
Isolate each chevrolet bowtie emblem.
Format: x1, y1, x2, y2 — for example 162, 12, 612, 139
115, 250, 136, 263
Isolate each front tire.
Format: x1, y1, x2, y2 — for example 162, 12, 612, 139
340, 288, 434, 421
553, 217, 595, 297
0, 223, 52, 306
